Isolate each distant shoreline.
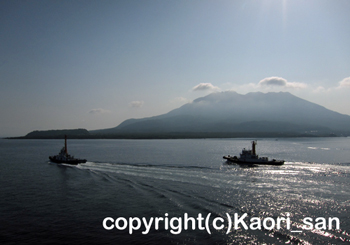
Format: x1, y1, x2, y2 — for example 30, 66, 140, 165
5, 131, 345, 140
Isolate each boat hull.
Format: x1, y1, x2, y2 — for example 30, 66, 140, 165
223, 156, 284, 165
49, 156, 87, 165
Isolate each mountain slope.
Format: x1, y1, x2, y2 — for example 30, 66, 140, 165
93, 91, 350, 136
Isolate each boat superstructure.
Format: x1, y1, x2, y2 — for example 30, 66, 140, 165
223, 141, 284, 165
49, 135, 87, 164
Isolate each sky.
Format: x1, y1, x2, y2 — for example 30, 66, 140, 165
1, 0, 350, 137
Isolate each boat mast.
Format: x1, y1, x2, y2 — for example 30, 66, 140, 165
65, 135, 68, 155
252, 141, 256, 155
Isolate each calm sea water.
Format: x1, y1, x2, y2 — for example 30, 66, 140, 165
1, 137, 349, 244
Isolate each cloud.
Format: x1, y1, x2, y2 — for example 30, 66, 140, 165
192, 83, 220, 91
313, 77, 350, 92
170, 97, 191, 104
313, 86, 328, 93
337, 77, 350, 88
89, 108, 111, 114
285, 82, 308, 89
129, 101, 144, 108
258, 76, 287, 86
258, 76, 307, 89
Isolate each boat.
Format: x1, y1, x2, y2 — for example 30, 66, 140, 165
49, 135, 87, 164
223, 141, 284, 165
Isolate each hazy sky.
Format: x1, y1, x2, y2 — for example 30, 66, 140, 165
1, 0, 349, 137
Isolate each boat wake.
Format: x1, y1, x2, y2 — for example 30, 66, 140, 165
73, 161, 350, 244
76, 161, 224, 187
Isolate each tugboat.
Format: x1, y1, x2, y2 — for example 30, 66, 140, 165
49, 135, 87, 164
223, 141, 284, 165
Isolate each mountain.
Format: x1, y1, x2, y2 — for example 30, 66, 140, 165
92, 91, 350, 137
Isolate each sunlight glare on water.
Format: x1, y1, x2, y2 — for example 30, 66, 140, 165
1, 137, 350, 244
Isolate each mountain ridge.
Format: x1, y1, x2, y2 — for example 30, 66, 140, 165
92, 91, 350, 136
9, 91, 350, 139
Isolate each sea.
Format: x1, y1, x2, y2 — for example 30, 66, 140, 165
1, 137, 349, 244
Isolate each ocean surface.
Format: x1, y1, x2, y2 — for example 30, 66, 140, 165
1, 137, 349, 244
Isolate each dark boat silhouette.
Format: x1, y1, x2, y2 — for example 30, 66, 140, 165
223, 141, 284, 165
49, 135, 87, 164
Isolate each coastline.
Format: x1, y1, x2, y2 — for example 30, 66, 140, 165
5, 131, 344, 140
